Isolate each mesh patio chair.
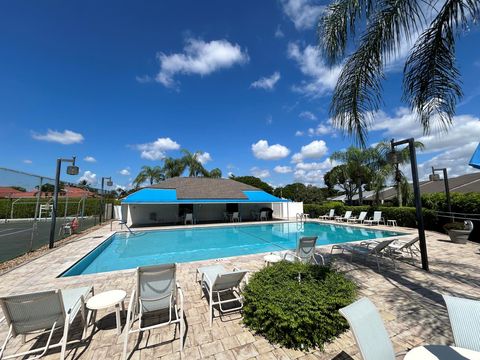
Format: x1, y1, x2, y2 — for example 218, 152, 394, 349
335, 211, 352, 222
123, 264, 185, 359
0, 286, 93, 360
319, 209, 335, 220
331, 239, 395, 270
196, 265, 248, 326
347, 211, 368, 224
283, 236, 325, 265
340, 297, 403, 360
443, 294, 480, 352
364, 211, 385, 226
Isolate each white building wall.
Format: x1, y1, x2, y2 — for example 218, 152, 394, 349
126, 204, 179, 226
272, 202, 304, 220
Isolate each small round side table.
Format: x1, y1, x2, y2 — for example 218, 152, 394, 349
86, 289, 127, 335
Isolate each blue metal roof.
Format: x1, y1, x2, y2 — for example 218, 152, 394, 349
469, 143, 480, 170
122, 188, 288, 204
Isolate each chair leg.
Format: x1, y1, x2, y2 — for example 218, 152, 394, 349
180, 310, 185, 352
0, 325, 13, 359
209, 291, 213, 327
60, 320, 70, 360
122, 316, 131, 360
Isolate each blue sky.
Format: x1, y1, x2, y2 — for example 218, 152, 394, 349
1, 0, 480, 190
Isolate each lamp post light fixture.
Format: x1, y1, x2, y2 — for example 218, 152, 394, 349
430, 167, 452, 221
99, 176, 113, 223
48, 156, 79, 249
390, 138, 429, 271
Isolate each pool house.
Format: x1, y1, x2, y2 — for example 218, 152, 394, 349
121, 177, 302, 226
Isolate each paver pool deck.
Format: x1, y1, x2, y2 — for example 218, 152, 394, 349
0, 220, 479, 359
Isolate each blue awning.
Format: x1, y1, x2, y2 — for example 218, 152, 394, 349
122, 188, 288, 204
469, 143, 480, 170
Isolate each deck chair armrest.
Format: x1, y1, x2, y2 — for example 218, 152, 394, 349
283, 251, 302, 262
176, 282, 184, 310
0, 316, 5, 325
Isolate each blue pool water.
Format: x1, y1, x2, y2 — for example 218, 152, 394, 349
61, 222, 405, 277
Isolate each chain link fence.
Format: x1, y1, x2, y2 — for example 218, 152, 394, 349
0, 167, 115, 263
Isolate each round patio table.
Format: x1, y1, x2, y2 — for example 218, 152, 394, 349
86, 289, 126, 335
404, 345, 480, 359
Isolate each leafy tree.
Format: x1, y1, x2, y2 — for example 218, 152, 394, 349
229, 175, 273, 194
330, 147, 379, 204
208, 168, 222, 178
163, 157, 186, 178
273, 183, 326, 203
10, 186, 26, 192
324, 165, 359, 204
318, 0, 479, 146
133, 166, 165, 188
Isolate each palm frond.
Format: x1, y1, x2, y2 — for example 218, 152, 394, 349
330, 0, 424, 146
403, 0, 479, 133
318, 0, 377, 65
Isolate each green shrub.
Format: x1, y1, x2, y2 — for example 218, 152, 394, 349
242, 261, 356, 350
443, 222, 465, 231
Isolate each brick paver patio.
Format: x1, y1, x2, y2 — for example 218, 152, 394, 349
0, 220, 478, 359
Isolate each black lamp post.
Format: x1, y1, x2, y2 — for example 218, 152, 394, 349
48, 157, 79, 249
430, 167, 452, 221
390, 138, 429, 271
99, 176, 113, 223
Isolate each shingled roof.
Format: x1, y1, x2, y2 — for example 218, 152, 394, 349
148, 177, 260, 199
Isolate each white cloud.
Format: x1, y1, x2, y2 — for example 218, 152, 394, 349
250, 72, 281, 90
275, 25, 285, 38
280, 0, 325, 30
84, 156, 96, 163
79, 170, 97, 185
251, 167, 270, 178
22, 159, 32, 164
135, 137, 180, 160
155, 38, 249, 88
135, 75, 152, 83
119, 168, 131, 176
292, 159, 337, 185
196, 152, 212, 164
266, 115, 273, 125
274, 165, 293, 174
287, 43, 342, 97
291, 140, 328, 163
371, 108, 480, 180
32, 129, 84, 145
295, 159, 335, 171
308, 122, 333, 136
295, 130, 304, 136
299, 111, 317, 121
252, 140, 290, 160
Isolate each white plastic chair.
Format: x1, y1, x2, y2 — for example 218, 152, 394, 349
123, 264, 184, 359
231, 212, 241, 222
260, 211, 268, 221
319, 209, 335, 220
184, 213, 195, 225
0, 286, 93, 360
364, 211, 385, 226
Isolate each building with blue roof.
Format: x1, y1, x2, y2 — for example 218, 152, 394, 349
121, 177, 299, 226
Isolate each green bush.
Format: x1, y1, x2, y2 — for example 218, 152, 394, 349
443, 222, 465, 231
242, 261, 356, 350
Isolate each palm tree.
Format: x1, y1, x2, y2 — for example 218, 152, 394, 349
318, 0, 479, 146
163, 157, 186, 178
208, 168, 222, 178
133, 166, 165, 188
181, 149, 207, 177
375, 140, 425, 206
330, 147, 379, 205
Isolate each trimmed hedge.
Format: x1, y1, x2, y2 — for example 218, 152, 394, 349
243, 261, 356, 350
0, 198, 114, 219
304, 203, 438, 230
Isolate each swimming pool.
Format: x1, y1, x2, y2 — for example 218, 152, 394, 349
61, 222, 405, 277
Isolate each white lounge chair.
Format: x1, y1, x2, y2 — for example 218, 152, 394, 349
364, 211, 385, 226
319, 209, 335, 220
184, 213, 195, 225
443, 294, 480, 352
0, 286, 93, 360
340, 297, 401, 360
260, 211, 268, 221
196, 265, 248, 326
123, 264, 185, 359
331, 239, 395, 270
335, 211, 352, 222
231, 212, 241, 222
283, 236, 325, 265
347, 211, 368, 224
